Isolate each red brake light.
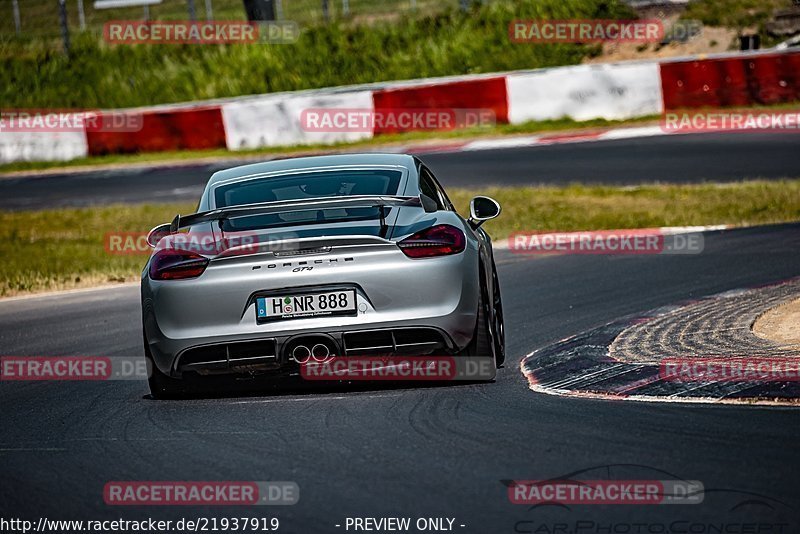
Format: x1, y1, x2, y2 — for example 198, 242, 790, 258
398, 224, 466, 258
149, 250, 209, 280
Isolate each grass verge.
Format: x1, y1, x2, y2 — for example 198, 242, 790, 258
2, 180, 799, 297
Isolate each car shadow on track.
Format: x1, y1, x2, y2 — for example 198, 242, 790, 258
141, 375, 497, 401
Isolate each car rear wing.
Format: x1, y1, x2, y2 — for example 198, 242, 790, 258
171, 195, 429, 231
147, 195, 435, 247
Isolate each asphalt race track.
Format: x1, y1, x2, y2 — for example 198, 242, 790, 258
1, 222, 799, 531
2, 131, 799, 210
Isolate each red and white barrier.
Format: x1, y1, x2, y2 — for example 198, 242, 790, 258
0, 130, 88, 163
660, 51, 800, 109
506, 61, 663, 122
221, 90, 374, 149
2, 49, 799, 163
372, 77, 508, 134
85, 105, 227, 156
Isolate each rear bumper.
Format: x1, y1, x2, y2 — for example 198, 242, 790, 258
154, 324, 460, 377
142, 246, 480, 377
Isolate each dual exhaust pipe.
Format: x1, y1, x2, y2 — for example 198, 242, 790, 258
292, 343, 333, 363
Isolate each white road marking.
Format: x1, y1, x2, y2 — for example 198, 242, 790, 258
228, 393, 404, 405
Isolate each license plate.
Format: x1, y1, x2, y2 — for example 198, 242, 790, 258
256, 290, 357, 322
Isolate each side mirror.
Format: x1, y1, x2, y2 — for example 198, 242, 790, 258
468, 196, 501, 228
146, 223, 172, 248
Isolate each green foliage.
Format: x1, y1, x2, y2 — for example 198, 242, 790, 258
0, 0, 634, 108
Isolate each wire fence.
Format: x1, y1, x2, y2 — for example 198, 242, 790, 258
1, 0, 478, 40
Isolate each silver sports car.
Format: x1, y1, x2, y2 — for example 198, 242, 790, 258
141, 154, 504, 398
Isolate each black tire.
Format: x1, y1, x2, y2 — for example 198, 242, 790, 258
143, 331, 187, 399
491, 261, 506, 368
459, 261, 505, 370
460, 290, 493, 357
459, 260, 495, 359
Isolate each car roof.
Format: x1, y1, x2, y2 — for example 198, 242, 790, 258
207, 153, 418, 186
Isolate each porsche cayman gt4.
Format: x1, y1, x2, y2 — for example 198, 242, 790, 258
141, 154, 504, 398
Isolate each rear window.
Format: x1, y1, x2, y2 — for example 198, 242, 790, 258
214, 169, 403, 208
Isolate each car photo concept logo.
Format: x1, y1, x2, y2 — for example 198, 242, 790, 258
504, 464, 795, 533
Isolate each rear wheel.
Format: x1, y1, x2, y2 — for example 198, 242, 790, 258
143, 331, 187, 399
460, 262, 495, 355
460, 291, 492, 357
491, 262, 506, 368
459, 261, 505, 369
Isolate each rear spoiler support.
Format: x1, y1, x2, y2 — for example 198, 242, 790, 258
169, 194, 431, 232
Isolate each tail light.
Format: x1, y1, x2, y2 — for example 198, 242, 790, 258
148, 250, 209, 280
398, 224, 466, 258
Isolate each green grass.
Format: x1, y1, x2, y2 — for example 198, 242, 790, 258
0, 202, 194, 296
2, 179, 799, 297
0, 0, 632, 108
447, 181, 800, 236
1, 0, 457, 39
0, 114, 659, 174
